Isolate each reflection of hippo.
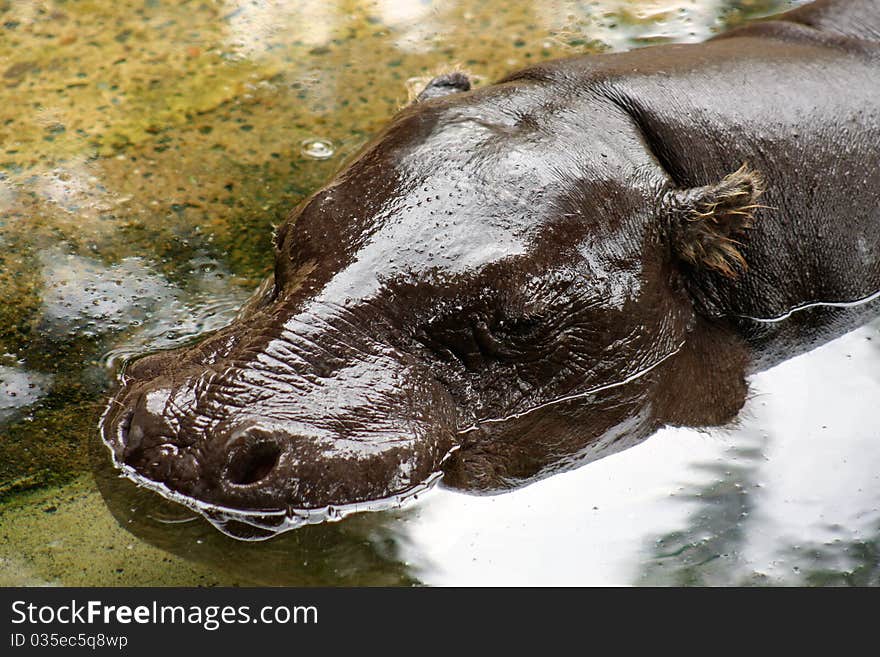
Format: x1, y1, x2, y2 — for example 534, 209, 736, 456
101, 0, 880, 535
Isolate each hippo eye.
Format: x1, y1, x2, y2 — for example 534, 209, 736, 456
415, 317, 482, 370
471, 314, 516, 360
415, 310, 548, 370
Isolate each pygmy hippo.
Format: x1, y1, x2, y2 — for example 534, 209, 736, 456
101, 0, 880, 537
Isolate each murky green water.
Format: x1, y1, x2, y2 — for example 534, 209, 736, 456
3, 0, 877, 587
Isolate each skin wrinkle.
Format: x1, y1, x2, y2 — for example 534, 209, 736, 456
263, 338, 330, 376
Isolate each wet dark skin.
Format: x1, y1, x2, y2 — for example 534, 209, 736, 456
102, 0, 880, 527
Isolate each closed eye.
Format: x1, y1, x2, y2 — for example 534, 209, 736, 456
415, 311, 552, 370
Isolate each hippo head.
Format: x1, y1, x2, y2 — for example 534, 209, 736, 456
101, 72, 762, 532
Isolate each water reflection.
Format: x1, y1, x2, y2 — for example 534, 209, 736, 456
0, 365, 52, 425
38, 249, 173, 339
639, 320, 880, 586
5, 0, 874, 587
221, 0, 338, 57
637, 439, 766, 586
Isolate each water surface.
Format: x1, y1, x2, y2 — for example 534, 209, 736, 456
4, 0, 877, 586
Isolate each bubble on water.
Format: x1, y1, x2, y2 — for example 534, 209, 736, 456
300, 138, 335, 160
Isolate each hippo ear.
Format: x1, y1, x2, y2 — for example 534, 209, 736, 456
411, 71, 472, 102
665, 164, 766, 278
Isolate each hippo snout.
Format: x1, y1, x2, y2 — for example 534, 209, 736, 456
102, 340, 460, 516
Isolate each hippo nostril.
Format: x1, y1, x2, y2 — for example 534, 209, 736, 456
226, 441, 282, 486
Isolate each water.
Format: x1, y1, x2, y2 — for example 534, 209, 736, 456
3, 0, 876, 586
301, 139, 336, 161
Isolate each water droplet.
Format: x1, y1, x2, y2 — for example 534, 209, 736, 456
301, 138, 335, 160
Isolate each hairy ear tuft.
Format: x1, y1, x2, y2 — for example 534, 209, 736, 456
666, 164, 767, 278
